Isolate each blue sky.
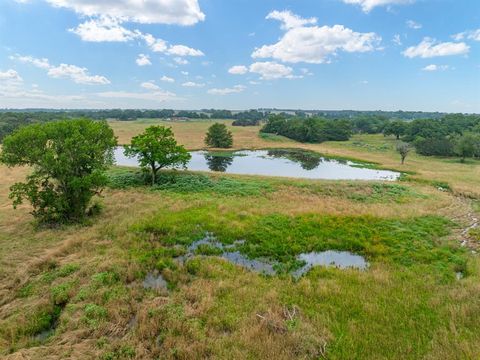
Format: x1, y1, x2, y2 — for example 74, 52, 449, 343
0, 0, 479, 112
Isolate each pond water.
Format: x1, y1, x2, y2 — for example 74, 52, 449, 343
176, 233, 368, 277
143, 271, 168, 290
291, 251, 369, 278
114, 147, 400, 181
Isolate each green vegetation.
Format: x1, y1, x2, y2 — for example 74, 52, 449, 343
124, 126, 190, 185
396, 141, 411, 164
0, 119, 117, 224
261, 115, 353, 143
205, 122, 234, 148
1, 118, 479, 359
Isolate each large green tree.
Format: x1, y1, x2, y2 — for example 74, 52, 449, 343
384, 120, 407, 140
205, 123, 233, 148
124, 126, 190, 185
454, 133, 480, 163
0, 119, 117, 224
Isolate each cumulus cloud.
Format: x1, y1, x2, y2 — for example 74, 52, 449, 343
422, 64, 449, 71
44, 0, 205, 26
452, 29, 480, 42
406, 20, 422, 30
11, 54, 51, 69
249, 62, 294, 80
160, 75, 175, 83
341, 0, 413, 13
11, 54, 110, 85
266, 10, 317, 30
136, 54, 151, 66
167, 45, 204, 57
141, 81, 160, 90
228, 65, 248, 75
69, 16, 137, 42
47, 64, 110, 84
0, 69, 23, 82
182, 81, 205, 87
403, 38, 469, 58
69, 20, 205, 59
252, 11, 381, 64
207, 85, 246, 95
228, 62, 303, 80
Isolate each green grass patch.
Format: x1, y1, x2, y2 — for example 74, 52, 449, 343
107, 168, 273, 196
132, 206, 465, 280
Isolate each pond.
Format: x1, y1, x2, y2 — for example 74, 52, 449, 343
114, 147, 400, 181
175, 233, 368, 278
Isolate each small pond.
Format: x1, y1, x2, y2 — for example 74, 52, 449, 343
114, 147, 400, 181
176, 233, 368, 278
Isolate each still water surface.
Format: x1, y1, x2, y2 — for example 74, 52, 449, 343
114, 147, 400, 181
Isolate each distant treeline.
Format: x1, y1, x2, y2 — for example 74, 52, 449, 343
260, 113, 480, 159
259, 109, 448, 120
0, 109, 268, 123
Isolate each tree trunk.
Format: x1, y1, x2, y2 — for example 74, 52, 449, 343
151, 163, 157, 185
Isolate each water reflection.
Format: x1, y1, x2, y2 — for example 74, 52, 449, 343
204, 154, 234, 172
266, 149, 322, 170
115, 147, 400, 181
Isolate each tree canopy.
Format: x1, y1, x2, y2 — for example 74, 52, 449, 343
205, 123, 233, 148
124, 126, 191, 185
0, 119, 117, 224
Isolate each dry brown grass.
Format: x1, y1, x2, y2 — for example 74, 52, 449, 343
1, 122, 480, 359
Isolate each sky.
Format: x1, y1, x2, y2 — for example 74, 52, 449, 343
0, 0, 479, 112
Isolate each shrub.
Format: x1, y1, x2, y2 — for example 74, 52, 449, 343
0, 119, 117, 224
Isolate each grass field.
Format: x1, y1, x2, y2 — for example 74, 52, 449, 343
1, 120, 479, 359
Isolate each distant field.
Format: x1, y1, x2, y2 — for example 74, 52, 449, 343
110, 119, 480, 195
1, 119, 479, 359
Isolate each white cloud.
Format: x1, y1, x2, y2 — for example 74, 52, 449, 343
228, 65, 248, 75
181, 71, 189, 76
11, 54, 110, 85
47, 64, 110, 84
141, 81, 160, 90
403, 38, 469, 58
265, 10, 317, 30
392, 34, 402, 46
342, 0, 413, 13
0, 69, 23, 82
69, 16, 136, 42
44, 0, 205, 26
252, 12, 381, 64
452, 29, 480, 42
249, 61, 294, 80
182, 81, 205, 87
11, 54, 51, 69
406, 20, 422, 30
136, 54, 151, 66
141, 33, 168, 52
249, 80, 261, 85
422, 64, 449, 72
160, 75, 175, 83
207, 85, 246, 95
67, 14, 205, 59
174, 57, 189, 65
167, 45, 204, 57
